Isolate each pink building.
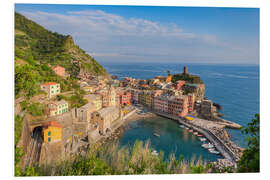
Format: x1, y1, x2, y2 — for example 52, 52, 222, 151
154, 95, 188, 118
176, 80, 186, 90
187, 93, 195, 113
153, 95, 168, 113
52, 65, 65, 77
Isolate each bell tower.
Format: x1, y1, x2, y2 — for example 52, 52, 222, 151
184, 66, 188, 75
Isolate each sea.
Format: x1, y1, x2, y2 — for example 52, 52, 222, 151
99, 62, 260, 161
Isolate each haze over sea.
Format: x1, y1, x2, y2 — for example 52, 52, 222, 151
100, 62, 259, 160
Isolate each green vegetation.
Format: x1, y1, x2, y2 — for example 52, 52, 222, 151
237, 114, 260, 172
15, 12, 107, 77
56, 93, 88, 109
20, 101, 46, 116
172, 73, 203, 84
14, 115, 24, 176
19, 140, 211, 176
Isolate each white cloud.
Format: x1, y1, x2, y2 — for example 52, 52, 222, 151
19, 10, 259, 64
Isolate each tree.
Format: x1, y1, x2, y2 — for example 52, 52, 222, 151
237, 114, 260, 172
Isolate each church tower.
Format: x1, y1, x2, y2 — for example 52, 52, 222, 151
184, 66, 188, 75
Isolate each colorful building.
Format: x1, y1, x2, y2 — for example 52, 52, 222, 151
166, 75, 173, 83
108, 85, 116, 106
130, 89, 141, 104
43, 121, 62, 143
47, 100, 68, 117
118, 90, 131, 106
187, 93, 195, 113
40, 82, 60, 98
167, 96, 189, 117
153, 95, 168, 113
154, 95, 188, 117
91, 106, 120, 134
51, 65, 65, 77
84, 94, 102, 110
76, 102, 96, 122
176, 80, 186, 90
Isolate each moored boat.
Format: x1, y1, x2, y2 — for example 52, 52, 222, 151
197, 134, 203, 137
208, 148, 220, 154
188, 129, 193, 133
151, 150, 159, 156
202, 143, 214, 149
193, 132, 198, 135
153, 133, 160, 137
199, 137, 207, 142
179, 125, 185, 128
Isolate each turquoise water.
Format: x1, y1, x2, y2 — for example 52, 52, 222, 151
100, 62, 259, 160
119, 116, 221, 162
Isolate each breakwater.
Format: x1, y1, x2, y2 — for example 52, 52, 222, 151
153, 111, 241, 163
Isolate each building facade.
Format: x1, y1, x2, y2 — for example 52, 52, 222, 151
84, 94, 102, 110
91, 106, 120, 134
40, 82, 60, 98
43, 121, 62, 143
51, 65, 65, 77
47, 100, 68, 117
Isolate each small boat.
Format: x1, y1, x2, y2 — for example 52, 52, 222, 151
189, 129, 193, 133
185, 127, 189, 130
179, 125, 185, 128
153, 133, 160, 137
193, 132, 198, 135
151, 150, 159, 156
211, 150, 220, 155
208, 148, 220, 154
202, 143, 214, 149
199, 138, 207, 142
197, 134, 203, 137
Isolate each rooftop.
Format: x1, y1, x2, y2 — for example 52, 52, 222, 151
41, 82, 59, 86
43, 121, 62, 128
98, 106, 118, 117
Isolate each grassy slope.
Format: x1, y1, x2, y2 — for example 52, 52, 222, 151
15, 12, 107, 77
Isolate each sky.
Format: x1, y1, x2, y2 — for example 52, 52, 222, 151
15, 4, 260, 64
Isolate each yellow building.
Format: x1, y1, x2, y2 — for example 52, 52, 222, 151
145, 92, 152, 108
84, 94, 102, 110
43, 121, 62, 143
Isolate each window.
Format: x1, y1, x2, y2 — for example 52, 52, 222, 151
55, 112, 57, 115
48, 137, 51, 142
57, 90, 59, 92
51, 91, 54, 93
48, 131, 51, 136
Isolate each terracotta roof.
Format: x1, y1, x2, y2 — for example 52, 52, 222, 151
52, 65, 64, 69
41, 82, 59, 86
43, 121, 62, 128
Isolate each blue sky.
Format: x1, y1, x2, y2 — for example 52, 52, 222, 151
15, 4, 259, 64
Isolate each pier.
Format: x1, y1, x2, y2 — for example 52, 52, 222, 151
153, 111, 240, 164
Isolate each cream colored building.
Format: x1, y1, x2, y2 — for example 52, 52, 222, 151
40, 82, 60, 98
47, 100, 68, 116
84, 94, 102, 110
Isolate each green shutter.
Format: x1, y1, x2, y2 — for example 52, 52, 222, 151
48, 137, 51, 142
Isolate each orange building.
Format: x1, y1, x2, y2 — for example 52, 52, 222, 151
43, 121, 62, 143
52, 65, 65, 77
166, 75, 173, 82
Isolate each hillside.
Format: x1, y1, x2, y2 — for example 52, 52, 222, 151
15, 12, 107, 77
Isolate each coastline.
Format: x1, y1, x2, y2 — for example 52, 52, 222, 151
96, 109, 157, 146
